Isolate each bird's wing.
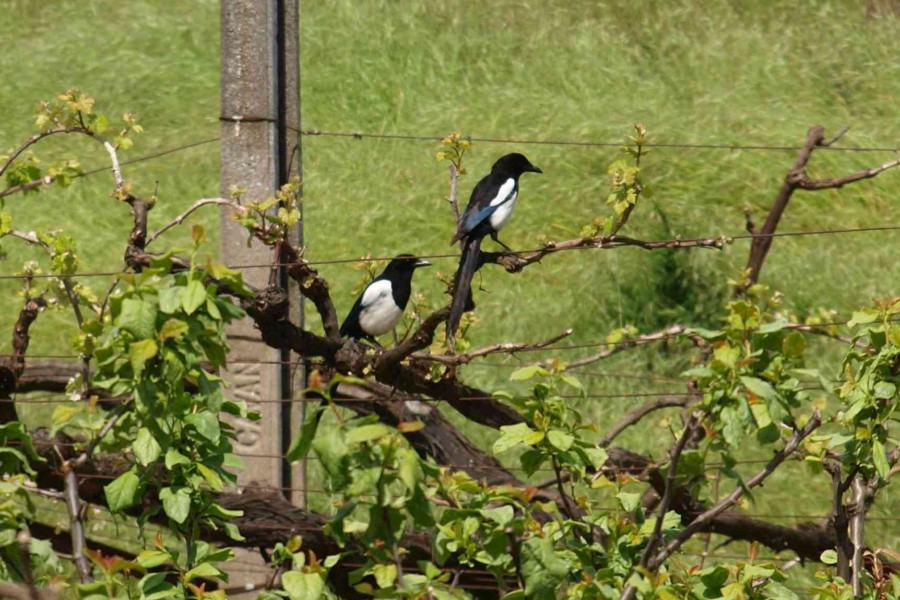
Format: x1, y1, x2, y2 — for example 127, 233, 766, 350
359, 279, 392, 308
340, 278, 391, 337
454, 176, 516, 240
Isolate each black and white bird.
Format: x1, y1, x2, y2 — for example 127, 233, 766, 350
340, 254, 431, 342
447, 153, 542, 342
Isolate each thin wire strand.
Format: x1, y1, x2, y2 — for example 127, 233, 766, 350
297, 128, 900, 153
0, 312, 864, 361
2, 222, 899, 281
30, 483, 900, 524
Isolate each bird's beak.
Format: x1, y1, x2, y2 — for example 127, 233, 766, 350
415, 259, 431, 268
529, 165, 543, 174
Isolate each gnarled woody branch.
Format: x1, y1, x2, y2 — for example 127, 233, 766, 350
10, 362, 840, 568
0, 297, 46, 422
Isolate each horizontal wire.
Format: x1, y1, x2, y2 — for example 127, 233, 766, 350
297, 127, 900, 153
30, 483, 900, 526
0, 137, 220, 193
2, 223, 900, 281
0, 311, 876, 364
1, 391, 698, 405
77, 137, 220, 179
10, 441, 778, 474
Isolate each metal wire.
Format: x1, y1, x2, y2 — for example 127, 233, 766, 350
297, 127, 900, 153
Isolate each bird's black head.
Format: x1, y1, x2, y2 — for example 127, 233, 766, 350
383, 254, 431, 275
491, 153, 542, 176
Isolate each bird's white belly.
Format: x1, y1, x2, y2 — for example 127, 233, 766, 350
359, 298, 403, 336
489, 193, 517, 231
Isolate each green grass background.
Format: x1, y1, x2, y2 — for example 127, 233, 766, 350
2, 0, 899, 591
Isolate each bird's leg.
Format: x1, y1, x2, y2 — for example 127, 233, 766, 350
392, 329, 399, 346
490, 231, 513, 252
363, 337, 383, 348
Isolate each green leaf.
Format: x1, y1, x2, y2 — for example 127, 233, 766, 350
372, 563, 397, 588
481, 505, 515, 527
105, 470, 140, 512
820, 549, 838, 565
699, 565, 729, 590
874, 381, 897, 400
509, 365, 549, 381
184, 562, 222, 583
345, 423, 393, 444
847, 309, 879, 328
582, 446, 609, 469
159, 487, 191, 524
197, 463, 224, 492
873, 438, 890, 478
136, 549, 170, 569
740, 376, 779, 402
224, 522, 245, 542
119, 298, 158, 339
165, 448, 191, 469
638, 511, 681, 535
616, 492, 641, 512
782, 330, 807, 358
398, 448, 421, 491
128, 338, 158, 376
520, 536, 569, 600
519, 448, 546, 476
158, 286, 181, 314
181, 280, 207, 315
493, 423, 545, 454
133, 427, 161, 466
286, 403, 325, 462
313, 430, 350, 488
547, 430, 574, 451
0, 211, 12, 236
185, 411, 220, 442
282, 571, 326, 600
158, 318, 189, 341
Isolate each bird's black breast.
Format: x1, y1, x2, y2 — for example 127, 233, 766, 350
389, 276, 413, 310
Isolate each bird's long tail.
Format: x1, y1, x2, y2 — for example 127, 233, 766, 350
447, 235, 482, 346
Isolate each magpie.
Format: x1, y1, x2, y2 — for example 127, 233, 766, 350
447, 153, 542, 342
340, 254, 431, 342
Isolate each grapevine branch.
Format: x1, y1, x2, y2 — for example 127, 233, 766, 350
623, 414, 701, 600
648, 411, 823, 569
743, 125, 900, 290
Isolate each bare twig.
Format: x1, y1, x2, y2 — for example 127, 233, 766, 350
551, 456, 580, 521
147, 197, 244, 245
60, 462, 91, 582
411, 328, 573, 365
481, 235, 726, 274
598, 395, 693, 448
622, 415, 701, 600
448, 163, 461, 224
101, 140, 124, 189
0, 127, 89, 178
825, 461, 855, 580
850, 476, 867, 597
550, 325, 687, 370
0, 175, 56, 198
648, 411, 822, 569
743, 126, 900, 290
796, 157, 900, 191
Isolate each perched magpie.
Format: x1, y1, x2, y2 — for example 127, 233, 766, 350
340, 254, 431, 342
447, 153, 542, 342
